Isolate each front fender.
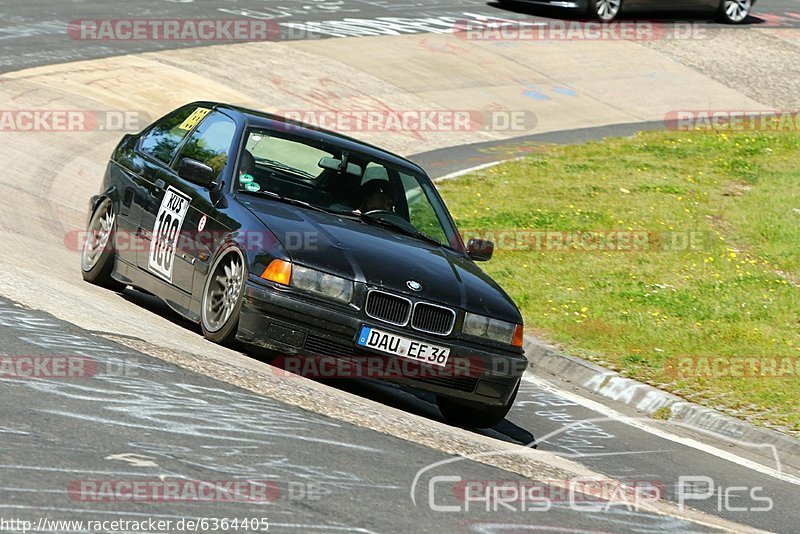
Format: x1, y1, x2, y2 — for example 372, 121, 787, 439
204, 228, 288, 282
86, 183, 119, 225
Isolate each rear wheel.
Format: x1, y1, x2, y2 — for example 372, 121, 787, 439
81, 198, 125, 291
437, 382, 519, 429
201, 245, 246, 344
587, 0, 622, 21
718, 0, 751, 24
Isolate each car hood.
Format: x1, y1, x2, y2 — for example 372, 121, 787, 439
240, 196, 521, 322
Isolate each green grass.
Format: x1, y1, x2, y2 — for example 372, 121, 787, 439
438, 130, 800, 435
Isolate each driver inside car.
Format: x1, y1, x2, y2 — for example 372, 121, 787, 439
358, 179, 395, 213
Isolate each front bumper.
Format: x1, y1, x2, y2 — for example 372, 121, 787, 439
237, 279, 526, 407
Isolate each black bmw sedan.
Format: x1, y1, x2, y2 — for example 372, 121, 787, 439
500, 0, 754, 23
81, 102, 527, 428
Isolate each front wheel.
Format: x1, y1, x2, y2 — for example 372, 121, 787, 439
437, 382, 520, 429
718, 0, 752, 24
201, 245, 246, 344
587, 0, 622, 21
81, 198, 125, 291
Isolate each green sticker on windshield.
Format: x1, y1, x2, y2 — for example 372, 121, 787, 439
244, 182, 261, 192
239, 173, 254, 184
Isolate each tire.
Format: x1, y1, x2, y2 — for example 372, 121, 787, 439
717, 0, 751, 24
201, 245, 246, 344
437, 382, 520, 429
587, 0, 622, 21
81, 198, 125, 291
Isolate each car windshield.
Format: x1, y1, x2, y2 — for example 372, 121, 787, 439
237, 128, 458, 248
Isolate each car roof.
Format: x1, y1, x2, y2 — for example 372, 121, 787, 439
192, 101, 428, 176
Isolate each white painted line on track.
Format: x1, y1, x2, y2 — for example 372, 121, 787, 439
522, 372, 800, 486
433, 157, 524, 183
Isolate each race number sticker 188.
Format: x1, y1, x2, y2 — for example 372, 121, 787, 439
148, 186, 191, 282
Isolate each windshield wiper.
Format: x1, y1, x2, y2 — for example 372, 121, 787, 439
242, 189, 341, 216
357, 212, 444, 247
254, 158, 316, 180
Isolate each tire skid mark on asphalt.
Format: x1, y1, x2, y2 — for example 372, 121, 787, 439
514, 382, 620, 458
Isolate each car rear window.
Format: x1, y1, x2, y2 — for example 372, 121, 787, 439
174, 111, 236, 177
139, 106, 210, 165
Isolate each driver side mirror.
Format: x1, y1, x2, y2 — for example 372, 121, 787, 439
467, 238, 494, 261
179, 158, 216, 188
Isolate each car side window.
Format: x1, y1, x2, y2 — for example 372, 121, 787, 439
174, 111, 237, 178
139, 106, 205, 164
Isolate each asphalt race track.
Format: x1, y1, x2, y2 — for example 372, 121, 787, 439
1, 0, 800, 533
1, 0, 799, 73
0, 296, 742, 533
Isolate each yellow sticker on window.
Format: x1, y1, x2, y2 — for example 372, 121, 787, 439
178, 107, 211, 131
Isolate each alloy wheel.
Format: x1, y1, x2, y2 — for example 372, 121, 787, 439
723, 0, 751, 22
82, 203, 115, 272
595, 0, 621, 21
203, 250, 245, 332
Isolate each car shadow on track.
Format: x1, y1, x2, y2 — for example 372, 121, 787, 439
113, 286, 535, 446
486, 1, 767, 27
311, 376, 536, 446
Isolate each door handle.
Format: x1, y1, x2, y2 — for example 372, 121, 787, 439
155, 178, 166, 189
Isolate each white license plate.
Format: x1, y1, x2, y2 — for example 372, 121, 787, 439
356, 325, 450, 367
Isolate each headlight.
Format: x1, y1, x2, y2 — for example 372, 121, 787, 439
463, 312, 523, 347
291, 265, 353, 304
